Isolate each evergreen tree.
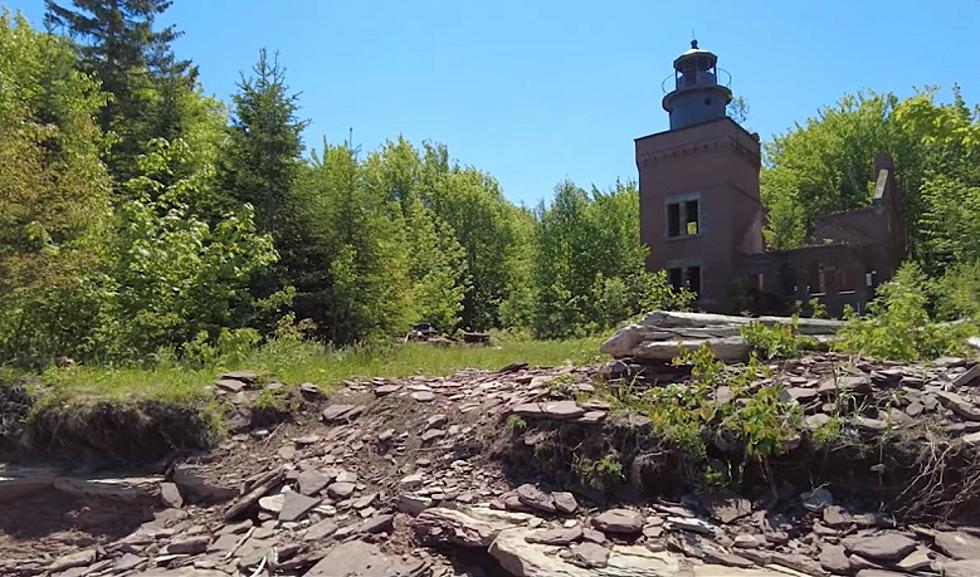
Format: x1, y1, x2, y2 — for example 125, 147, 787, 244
307, 141, 413, 343
44, 0, 195, 180
219, 49, 306, 235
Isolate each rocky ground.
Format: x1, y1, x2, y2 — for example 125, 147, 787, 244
4, 346, 980, 577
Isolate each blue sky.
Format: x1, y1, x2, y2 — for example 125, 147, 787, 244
6, 1, 979, 206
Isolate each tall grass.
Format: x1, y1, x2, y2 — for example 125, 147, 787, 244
25, 336, 606, 406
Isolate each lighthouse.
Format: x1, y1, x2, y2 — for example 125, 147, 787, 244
635, 40, 764, 311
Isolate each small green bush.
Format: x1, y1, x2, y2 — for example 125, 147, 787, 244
546, 373, 575, 398
505, 415, 527, 431
808, 298, 829, 319
740, 317, 818, 359
639, 344, 806, 487
834, 262, 972, 361
573, 454, 626, 491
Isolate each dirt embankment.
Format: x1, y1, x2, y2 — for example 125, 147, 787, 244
3, 354, 980, 577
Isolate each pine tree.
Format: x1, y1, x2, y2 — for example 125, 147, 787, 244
44, 0, 195, 179
219, 49, 306, 234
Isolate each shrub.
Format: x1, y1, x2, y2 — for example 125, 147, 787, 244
834, 262, 971, 361
740, 317, 818, 359
642, 344, 805, 486
505, 415, 527, 431
573, 454, 626, 491
934, 260, 980, 321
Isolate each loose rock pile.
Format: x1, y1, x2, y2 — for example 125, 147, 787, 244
3, 346, 980, 576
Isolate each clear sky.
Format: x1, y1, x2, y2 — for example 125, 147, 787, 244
5, 1, 979, 206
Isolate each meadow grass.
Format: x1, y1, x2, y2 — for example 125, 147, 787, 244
21, 336, 606, 407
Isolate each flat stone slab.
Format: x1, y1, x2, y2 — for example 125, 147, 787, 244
934, 530, 980, 560
593, 509, 644, 535
510, 401, 585, 420
304, 540, 426, 577
490, 528, 806, 577
844, 531, 918, 561
327, 482, 357, 499
215, 378, 248, 392
279, 491, 320, 522
221, 370, 259, 382
321, 404, 365, 422
411, 391, 436, 402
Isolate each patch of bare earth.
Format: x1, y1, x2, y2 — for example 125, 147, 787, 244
5, 351, 980, 577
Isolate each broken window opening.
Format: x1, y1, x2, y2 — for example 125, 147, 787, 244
667, 203, 681, 238
806, 262, 822, 296
685, 200, 699, 235
780, 263, 797, 296
668, 268, 683, 290
839, 268, 855, 293
686, 266, 701, 295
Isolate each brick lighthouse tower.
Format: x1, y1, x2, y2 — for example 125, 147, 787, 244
635, 40, 764, 311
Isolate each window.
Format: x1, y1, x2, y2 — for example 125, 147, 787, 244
780, 263, 797, 296
666, 198, 700, 238
823, 265, 839, 293
668, 267, 700, 296
839, 268, 855, 293
686, 266, 701, 294
667, 203, 680, 237
685, 200, 699, 235
806, 262, 821, 295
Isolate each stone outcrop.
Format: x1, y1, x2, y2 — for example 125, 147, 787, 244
601, 310, 842, 361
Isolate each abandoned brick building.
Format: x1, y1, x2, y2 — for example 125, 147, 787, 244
636, 40, 906, 316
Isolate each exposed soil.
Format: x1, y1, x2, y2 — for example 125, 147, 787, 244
3, 353, 980, 576
0, 489, 153, 561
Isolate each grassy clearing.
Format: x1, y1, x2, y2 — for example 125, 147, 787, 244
12, 336, 606, 407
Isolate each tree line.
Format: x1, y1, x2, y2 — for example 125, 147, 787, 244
2, 2, 978, 367
0, 3, 687, 365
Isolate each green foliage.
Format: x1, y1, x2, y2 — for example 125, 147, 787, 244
761, 91, 914, 248
594, 455, 626, 485
111, 138, 278, 358
219, 49, 306, 234
808, 298, 829, 319
23, 336, 601, 408
934, 260, 980, 321
404, 199, 468, 332
627, 345, 806, 486
527, 181, 692, 339
811, 416, 842, 446
0, 11, 112, 364
505, 415, 527, 431
181, 328, 261, 368
834, 262, 968, 360
0, 12, 703, 367
546, 373, 574, 398
44, 0, 198, 182
303, 141, 413, 344
762, 88, 980, 274
573, 454, 626, 491
728, 96, 750, 125
740, 318, 818, 360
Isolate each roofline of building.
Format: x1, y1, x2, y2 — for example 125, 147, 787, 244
634, 116, 759, 143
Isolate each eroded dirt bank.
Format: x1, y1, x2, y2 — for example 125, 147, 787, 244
4, 353, 980, 577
